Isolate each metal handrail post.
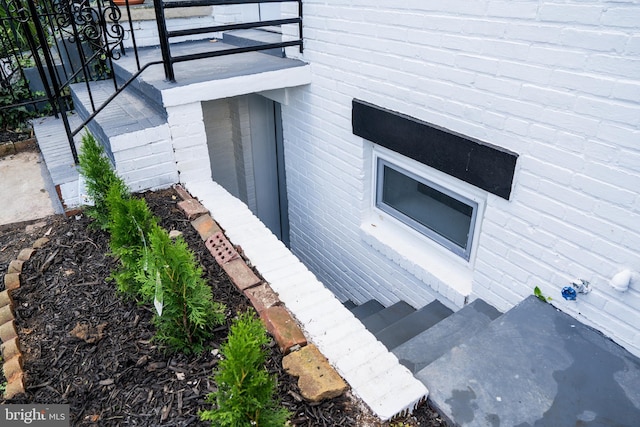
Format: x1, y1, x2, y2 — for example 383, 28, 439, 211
153, 0, 175, 82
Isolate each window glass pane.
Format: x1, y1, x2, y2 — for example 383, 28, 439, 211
377, 160, 476, 257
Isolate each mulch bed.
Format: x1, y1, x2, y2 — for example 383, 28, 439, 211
0, 188, 447, 426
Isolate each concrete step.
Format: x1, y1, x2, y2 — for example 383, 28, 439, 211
376, 299, 453, 351
350, 299, 384, 321
393, 299, 500, 374
342, 300, 357, 311
361, 301, 415, 334
71, 80, 167, 154
417, 296, 640, 426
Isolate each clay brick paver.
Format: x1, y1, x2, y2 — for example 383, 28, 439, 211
283, 344, 347, 402
261, 306, 307, 354
177, 199, 208, 220
173, 184, 192, 201
191, 214, 221, 241
244, 282, 279, 314
221, 259, 261, 291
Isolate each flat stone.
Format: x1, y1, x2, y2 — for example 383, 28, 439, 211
7, 260, 24, 274
24, 221, 47, 234
4, 273, 21, 291
177, 198, 209, 220
3, 354, 22, 381
244, 282, 280, 314
173, 184, 192, 201
0, 290, 14, 309
17, 248, 36, 261
191, 214, 221, 241
32, 237, 50, 248
3, 371, 25, 399
0, 321, 18, 342
221, 259, 261, 291
0, 305, 14, 325
261, 306, 307, 354
1, 336, 21, 361
283, 344, 347, 402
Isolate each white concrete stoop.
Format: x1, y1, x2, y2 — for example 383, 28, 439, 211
184, 179, 428, 421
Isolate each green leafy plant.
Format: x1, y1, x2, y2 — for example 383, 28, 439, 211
200, 312, 290, 427
0, 77, 39, 131
78, 132, 128, 230
142, 224, 226, 354
534, 286, 552, 303
106, 184, 158, 298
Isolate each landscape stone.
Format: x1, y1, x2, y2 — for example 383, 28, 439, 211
1, 336, 21, 361
2, 353, 22, 381
0, 305, 14, 325
17, 248, 36, 261
4, 273, 21, 291
0, 290, 13, 309
0, 321, 18, 342
3, 372, 25, 399
7, 260, 24, 274
32, 237, 50, 248
283, 344, 347, 402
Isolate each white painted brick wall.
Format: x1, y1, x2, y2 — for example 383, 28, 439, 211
281, 1, 640, 357
166, 103, 212, 184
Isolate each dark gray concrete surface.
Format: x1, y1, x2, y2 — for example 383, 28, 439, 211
418, 296, 640, 427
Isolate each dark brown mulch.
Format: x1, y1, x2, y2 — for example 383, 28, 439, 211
0, 129, 32, 145
0, 188, 446, 426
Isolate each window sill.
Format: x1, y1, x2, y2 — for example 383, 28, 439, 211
360, 213, 473, 302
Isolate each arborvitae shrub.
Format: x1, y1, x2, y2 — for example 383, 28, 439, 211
78, 132, 127, 230
143, 224, 226, 354
106, 184, 158, 299
200, 312, 290, 427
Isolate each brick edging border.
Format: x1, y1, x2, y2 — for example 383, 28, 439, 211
176, 185, 348, 402
2, 243, 44, 398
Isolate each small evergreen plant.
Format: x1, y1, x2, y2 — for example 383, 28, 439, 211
142, 224, 226, 354
200, 312, 290, 427
106, 184, 158, 298
78, 132, 127, 230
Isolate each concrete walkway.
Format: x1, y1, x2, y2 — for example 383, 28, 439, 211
0, 150, 62, 226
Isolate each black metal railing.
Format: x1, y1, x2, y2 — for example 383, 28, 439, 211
1, 0, 303, 163
155, 0, 303, 82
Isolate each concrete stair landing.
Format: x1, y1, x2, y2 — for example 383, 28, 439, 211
346, 295, 640, 426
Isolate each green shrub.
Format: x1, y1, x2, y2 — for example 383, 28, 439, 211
106, 184, 158, 298
78, 132, 127, 230
143, 224, 226, 354
200, 312, 290, 427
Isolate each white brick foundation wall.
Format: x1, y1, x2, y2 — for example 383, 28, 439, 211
281, 1, 640, 356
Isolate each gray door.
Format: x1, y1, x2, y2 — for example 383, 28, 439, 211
205, 95, 289, 245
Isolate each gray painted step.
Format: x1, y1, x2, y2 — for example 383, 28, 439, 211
223, 29, 284, 57
71, 80, 167, 158
342, 300, 357, 311
350, 299, 384, 321
393, 299, 501, 373
376, 299, 454, 351
361, 301, 415, 334
417, 296, 640, 427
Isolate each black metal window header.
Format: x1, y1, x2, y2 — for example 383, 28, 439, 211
352, 99, 518, 200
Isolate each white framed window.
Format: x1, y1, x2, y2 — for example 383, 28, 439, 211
372, 147, 484, 262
